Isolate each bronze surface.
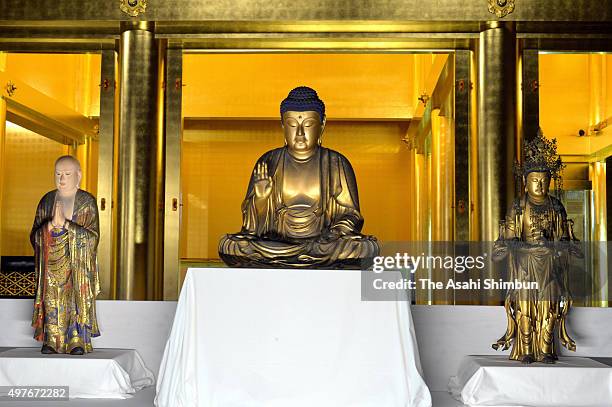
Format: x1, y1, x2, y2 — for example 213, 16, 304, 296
219, 90, 379, 268
492, 133, 582, 362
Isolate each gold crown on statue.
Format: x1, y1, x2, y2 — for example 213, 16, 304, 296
514, 128, 565, 198
520, 128, 564, 178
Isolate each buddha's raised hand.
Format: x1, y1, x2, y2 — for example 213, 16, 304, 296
254, 162, 273, 200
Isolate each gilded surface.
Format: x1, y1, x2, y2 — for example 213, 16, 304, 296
0, 0, 609, 22
0, 271, 35, 297
30, 189, 100, 353
219, 147, 379, 268
492, 132, 581, 363
493, 196, 576, 362
119, 0, 147, 17
219, 87, 379, 268
487, 0, 516, 18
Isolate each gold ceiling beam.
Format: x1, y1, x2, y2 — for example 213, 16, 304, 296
1, 20, 610, 35
157, 21, 484, 34
0, 71, 97, 145
0, 0, 611, 22
171, 38, 471, 51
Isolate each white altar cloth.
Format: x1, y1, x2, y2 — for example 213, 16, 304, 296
155, 268, 431, 407
0, 348, 154, 399
449, 355, 612, 407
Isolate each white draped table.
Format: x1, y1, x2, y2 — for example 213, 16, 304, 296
449, 355, 612, 407
155, 268, 431, 407
0, 348, 154, 399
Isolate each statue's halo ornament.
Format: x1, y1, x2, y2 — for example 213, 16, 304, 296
120, 0, 147, 17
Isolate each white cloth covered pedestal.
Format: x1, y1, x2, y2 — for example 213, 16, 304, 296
0, 348, 154, 399
155, 268, 431, 407
449, 355, 612, 407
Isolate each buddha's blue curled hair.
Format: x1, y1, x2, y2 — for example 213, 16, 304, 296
280, 86, 326, 121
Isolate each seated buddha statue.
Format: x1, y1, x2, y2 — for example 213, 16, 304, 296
219, 86, 379, 268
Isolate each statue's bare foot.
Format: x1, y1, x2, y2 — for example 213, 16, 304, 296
41, 345, 57, 354
520, 354, 535, 364
542, 354, 556, 364
70, 347, 84, 355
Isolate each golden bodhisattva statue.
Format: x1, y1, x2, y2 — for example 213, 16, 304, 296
30, 156, 101, 354
492, 130, 582, 364
219, 86, 379, 268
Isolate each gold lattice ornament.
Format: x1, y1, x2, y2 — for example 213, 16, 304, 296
0, 271, 36, 297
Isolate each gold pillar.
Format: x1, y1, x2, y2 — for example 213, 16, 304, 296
431, 109, 442, 241
469, 48, 480, 242
431, 107, 455, 305
478, 22, 518, 305
154, 40, 167, 300
478, 22, 518, 242
590, 162, 607, 306
75, 137, 90, 191
588, 55, 607, 306
97, 50, 118, 299
0, 96, 5, 263
589, 54, 605, 130
116, 22, 164, 300
414, 145, 429, 305
163, 49, 183, 300
431, 108, 454, 241
0, 54, 6, 263
454, 50, 472, 242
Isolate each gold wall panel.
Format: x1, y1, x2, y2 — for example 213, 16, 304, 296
2, 53, 101, 117
539, 53, 612, 156
1, 123, 68, 257
181, 120, 413, 260
182, 54, 443, 120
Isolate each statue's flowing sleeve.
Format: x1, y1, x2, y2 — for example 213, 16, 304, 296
66, 192, 101, 335
30, 192, 53, 336
326, 151, 365, 235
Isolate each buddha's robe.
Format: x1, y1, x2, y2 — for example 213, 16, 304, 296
493, 195, 576, 361
30, 189, 101, 353
219, 147, 379, 268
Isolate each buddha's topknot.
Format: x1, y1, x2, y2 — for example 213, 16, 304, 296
280, 86, 325, 121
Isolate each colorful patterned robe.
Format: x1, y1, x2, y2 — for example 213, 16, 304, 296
30, 189, 101, 353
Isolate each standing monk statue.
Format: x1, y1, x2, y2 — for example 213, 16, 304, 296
219, 86, 379, 268
30, 155, 101, 355
492, 130, 582, 364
